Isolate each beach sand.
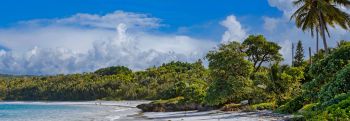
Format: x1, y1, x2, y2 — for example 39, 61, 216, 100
0, 101, 290, 121
116, 101, 290, 121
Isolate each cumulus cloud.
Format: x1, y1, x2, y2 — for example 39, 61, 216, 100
221, 15, 247, 43
267, 0, 295, 17
0, 11, 216, 75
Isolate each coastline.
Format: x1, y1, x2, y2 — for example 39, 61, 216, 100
0, 101, 290, 121
0, 101, 150, 121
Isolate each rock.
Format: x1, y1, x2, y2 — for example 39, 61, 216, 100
137, 103, 202, 112
240, 100, 249, 105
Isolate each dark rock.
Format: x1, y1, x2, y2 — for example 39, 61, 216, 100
137, 103, 202, 112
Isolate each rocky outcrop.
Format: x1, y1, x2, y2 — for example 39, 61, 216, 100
136, 103, 202, 112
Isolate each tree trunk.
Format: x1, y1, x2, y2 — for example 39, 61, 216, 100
318, 13, 328, 53
309, 47, 312, 64
292, 43, 295, 67
254, 55, 267, 72
320, 24, 328, 53
316, 28, 319, 52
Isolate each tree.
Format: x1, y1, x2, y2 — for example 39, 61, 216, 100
94, 66, 132, 76
291, 0, 350, 53
294, 40, 304, 67
205, 41, 254, 105
268, 63, 304, 105
242, 35, 282, 72
337, 40, 350, 47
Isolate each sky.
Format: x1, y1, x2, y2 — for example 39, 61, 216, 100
0, 0, 349, 75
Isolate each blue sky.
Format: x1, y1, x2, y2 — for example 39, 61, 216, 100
0, 0, 348, 75
0, 0, 281, 40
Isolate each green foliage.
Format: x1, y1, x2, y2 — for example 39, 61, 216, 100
0, 61, 208, 102
316, 93, 350, 111
311, 96, 350, 121
242, 35, 282, 72
94, 66, 132, 76
294, 40, 304, 67
338, 40, 350, 48
161, 80, 206, 104
0, 81, 6, 100
303, 45, 350, 102
151, 97, 185, 104
250, 71, 274, 103
205, 41, 254, 106
138, 60, 209, 101
250, 102, 277, 110
299, 103, 318, 113
250, 64, 304, 105
205, 77, 253, 106
278, 43, 350, 120
266, 63, 304, 105
319, 64, 350, 102
274, 95, 306, 114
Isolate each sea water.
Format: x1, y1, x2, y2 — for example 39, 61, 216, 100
0, 102, 137, 121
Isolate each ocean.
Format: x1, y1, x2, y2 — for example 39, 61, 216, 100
0, 101, 144, 121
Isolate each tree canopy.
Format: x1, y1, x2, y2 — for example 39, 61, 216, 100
205, 41, 254, 105
294, 40, 304, 67
242, 35, 282, 72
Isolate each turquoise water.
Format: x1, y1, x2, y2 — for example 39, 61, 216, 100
0, 103, 125, 121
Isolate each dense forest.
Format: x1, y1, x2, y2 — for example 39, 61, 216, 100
1, 33, 349, 119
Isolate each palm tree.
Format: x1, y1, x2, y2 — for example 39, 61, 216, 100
291, 0, 350, 53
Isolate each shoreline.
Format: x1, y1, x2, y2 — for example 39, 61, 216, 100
0, 101, 290, 121
0, 100, 151, 106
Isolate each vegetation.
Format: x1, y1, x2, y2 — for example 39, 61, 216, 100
0, 1, 348, 119
0, 31, 349, 120
242, 35, 282, 72
0, 60, 208, 101
294, 40, 305, 67
275, 44, 350, 120
250, 102, 277, 110
205, 41, 253, 106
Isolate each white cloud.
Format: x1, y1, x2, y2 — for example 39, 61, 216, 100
263, 17, 280, 33
267, 0, 295, 17
20, 11, 161, 30
221, 15, 247, 43
278, 39, 293, 64
0, 11, 216, 75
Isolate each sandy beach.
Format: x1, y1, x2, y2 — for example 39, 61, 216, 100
0, 101, 290, 121
111, 101, 290, 121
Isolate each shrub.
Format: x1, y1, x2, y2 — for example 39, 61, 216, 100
94, 66, 132, 76
274, 96, 305, 114
311, 96, 350, 120
299, 103, 317, 112
251, 102, 276, 110
319, 64, 350, 102
316, 93, 350, 111
160, 80, 207, 104
137, 97, 202, 112
151, 97, 185, 104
